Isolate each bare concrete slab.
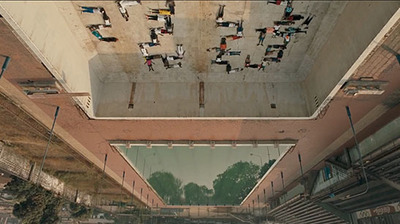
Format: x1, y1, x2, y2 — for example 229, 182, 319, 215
96, 82, 308, 117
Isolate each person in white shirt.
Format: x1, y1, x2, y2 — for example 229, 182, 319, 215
176, 44, 185, 58
216, 5, 225, 23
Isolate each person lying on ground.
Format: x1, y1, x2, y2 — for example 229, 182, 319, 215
216, 21, 239, 28
91, 30, 118, 42
150, 29, 159, 43
80, 6, 104, 14
101, 37, 118, 42
245, 54, 251, 67
262, 57, 281, 63
206, 47, 232, 52
103, 11, 111, 26
149, 8, 172, 16
285, 26, 307, 34
220, 37, 227, 51
283, 33, 291, 46
145, 55, 162, 60
138, 42, 160, 48
268, 44, 286, 50
87, 24, 111, 31
216, 52, 224, 63
286, 14, 304, 21
167, 55, 182, 61
176, 44, 185, 58
267, 0, 285, 5
166, 62, 182, 69
117, 0, 139, 21
237, 20, 244, 36
146, 14, 169, 22
277, 50, 284, 59
211, 60, 229, 65
216, 4, 225, 23
165, 16, 173, 30
161, 54, 170, 67
165, 0, 175, 14
223, 50, 241, 56
274, 20, 295, 26
265, 46, 278, 56
247, 64, 260, 68
226, 64, 243, 74
283, 3, 293, 19
139, 45, 149, 57
224, 34, 243, 41
152, 26, 173, 35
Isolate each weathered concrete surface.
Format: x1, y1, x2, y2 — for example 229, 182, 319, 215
4, 1, 393, 117
302, 2, 400, 115
0, 2, 103, 115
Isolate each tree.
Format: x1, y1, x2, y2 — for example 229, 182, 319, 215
5, 177, 62, 224
70, 202, 93, 219
183, 182, 213, 205
212, 161, 260, 205
258, 159, 276, 179
148, 171, 183, 205
39, 192, 62, 224
13, 195, 45, 224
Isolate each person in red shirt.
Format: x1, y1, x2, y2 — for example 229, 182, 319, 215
283, 34, 291, 46
220, 38, 227, 51
224, 34, 243, 41
144, 59, 155, 71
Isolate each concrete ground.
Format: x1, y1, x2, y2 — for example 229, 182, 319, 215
1, 1, 352, 117
84, 1, 334, 118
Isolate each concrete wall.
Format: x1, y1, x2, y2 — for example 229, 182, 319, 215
0, 2, 103, 116
302, 2, 400, 115
0, 143, 92, 205
348, 116, 400, 162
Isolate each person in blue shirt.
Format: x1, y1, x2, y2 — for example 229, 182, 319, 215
80, 6, 104, 14
285, 27, 307, 34
284, 3, 293, 19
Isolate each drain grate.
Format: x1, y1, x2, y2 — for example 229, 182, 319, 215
314, 95, 320, 108
86, 96, 91, 109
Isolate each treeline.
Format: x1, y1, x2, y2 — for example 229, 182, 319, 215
3, 177, 92, 223
148, 160, 276, 205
